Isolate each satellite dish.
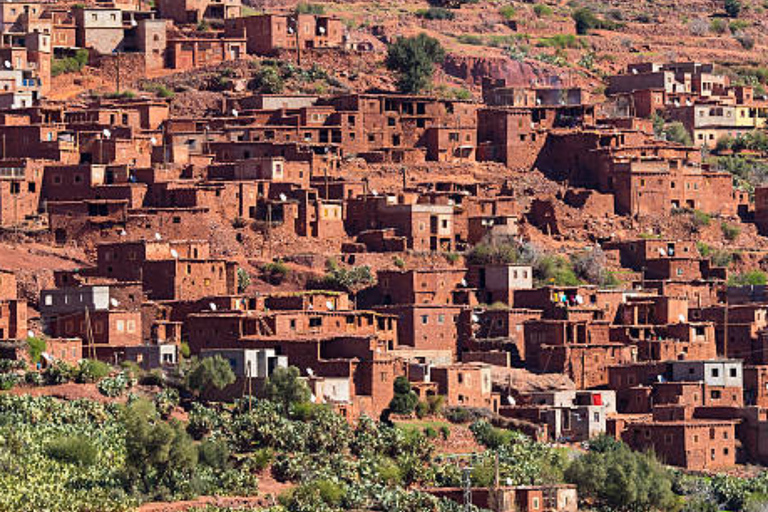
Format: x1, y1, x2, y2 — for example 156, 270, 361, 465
461, 278, 468, 287
659, 248, 667, 256
150, 136, 157, 145
307, 304, 313, 310
102, 128, 111, 138
119, 229, 127, 236
130, 19, 137, 26
471, 313, 480, 322
674, 100, 680, 107
287, 26, 294, 34
632, 68, 638, 75
310, 393, 317, 403
306, 368, 314, 377
27, 330, 34, 338
686, 100, 692, 106
3, 61, 10, 69
371, 189, 378, 196
154, 232, 162, 240
506, 396, 516, 406
231, 109, 238, 117
318, 26, 326, 34
209, 302, 217, 311
110, 297, 119, 307
575, 295, 584, 305
678, 314, 685, 322
279, 193, 287, 201
170, 248, 179, 258
326, 300, 334, 310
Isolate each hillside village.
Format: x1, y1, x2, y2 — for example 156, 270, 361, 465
5, 0, 768, 510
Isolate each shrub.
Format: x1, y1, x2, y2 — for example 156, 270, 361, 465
721, 222, 741, 241
735, 32, 755, 50
43, 361, 75, 385
444, 406, 473, 423
538, 34, 581, 49
97, 370, 135, 397
0, 373, 19, 390
389, 376, 419, 415
457, 34, 484, 45
427, 394, 445, 415
262, 260, 289, 284
416, 7, 455, 19
571, 7, 617, 34
24, 371, 42, 386
50, 49, 89, 77
198, 439, 231, 470
711, 250, 734, 267
533, 4, 553, 16
470, 420, 512, 449
74, 359, 111, 384
237, 267, 251, 293
440, 425, 451, 440
729, 270, 768, 286
415, 400, 429, 418
262, 366, 312, 411
186, 356, 236, 397
444, 252, 460, 265
499, 5, 516, 19
663, 122, 693, 145
725, 0, 742, 17
386, 33, 446, 93
46, 435, 98, 466
689, 17, 710, 36
250, 66, 284, 94
692, 210, 711, 230
393, 256, 406, 269
294, 2, 325, 14
27, 337, 46, 364
251, 447, 274, 472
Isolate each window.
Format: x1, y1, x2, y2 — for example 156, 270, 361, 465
309, 317, 322, 328
730, 367, 738, 378
421, 315, 429, 325
711, 368, 720, 378
116, 320, 124, 332
711, 390, 721, 399
438, 314, 445, 324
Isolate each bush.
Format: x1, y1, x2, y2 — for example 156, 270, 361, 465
186, 356, 236, 397
571, 8, 619, 34
710, 18, 728, 33
27, 337, 46, 364
386, 33, 446, 93
24, 371, 42, 386
735, 32, 755, 50
721, 222, 741, 241
692, 210, 711, 230
0, 373, 19, 390
74, 359, 111, 384
50, 49, 89, 77
393, 256, 406, 269
728, 270, 768, 286
389, 376, 419, 415
689, 17, 710, 36
499, 5, 516, 19
43, 361, 75, 385
444, 406, 473, 423
198, 439, 231, 470
533, 4, 553, 16
98, 370, 135, 397
262, 366, 312, 411
250, 66, 284, 94
294, 2, 325, 14
262, 260, 289, 284
415, 400, 429, 418
416, 7, 455, 19
237, 267, 251, 293
46, 435, 97, 466
440, 425, 451, 440
538, 34, 581, 49
663, 122, 693, 145
725, 0, 742, 17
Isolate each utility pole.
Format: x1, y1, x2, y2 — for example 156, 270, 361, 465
115, 51, 121, 94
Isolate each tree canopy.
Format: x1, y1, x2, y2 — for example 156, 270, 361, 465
386, 34, 446, 93
186, 356, 236, 396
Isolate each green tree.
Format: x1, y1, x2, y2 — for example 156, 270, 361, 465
386, 34, 446, 93
572, 7, 599, 34
237, 267, 251, 293
664, 122, 693, 146
26, 337, 46, 364
186, 355, 236, 397
122, 399, 198, 495
565, 439, 678, 511
388, 376, 419, 414
725, 0, 742, 17
262, 366, 312, 410
250, 65, 284, 94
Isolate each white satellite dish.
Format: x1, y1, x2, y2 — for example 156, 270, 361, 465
287, 26, 294, 34
506, 396, 516, 406
27, 330, 34, 338
461, 278, 467, 287
659, 248, 667, 256
326, 300, 334, 310
110, 297, 119, 307
685, 100, 692, 106
306, 367, 314, 377
471, 313, 480, 322
318, 26, 326, 34
150, 136, 157, 145
102, 128, 111, 138
371, 189, 378, 196
209, 302, 217, 311
310, 393, 317, 403
575, 295, 584, 305
632, 68, 638, 75
307, 304, 313, 310
279, 193, 287, 201
119, 229, 127, 236
154, 232, 162, 240
170, 248, 179, 258
678, 314, 685, 322
130, 19, 137, 27
231, 109, 238, 117
3, 61, 10, 69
